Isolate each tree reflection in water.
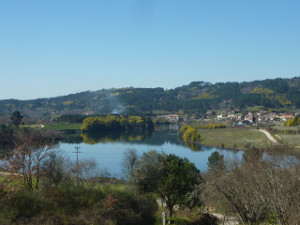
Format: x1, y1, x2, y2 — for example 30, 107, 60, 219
81, 130, 153, 145
59, 127, 203, 151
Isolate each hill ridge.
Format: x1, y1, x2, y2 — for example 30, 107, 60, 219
1, 77, 300, 120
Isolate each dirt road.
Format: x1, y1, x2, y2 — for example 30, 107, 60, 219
259, 129, 279, 144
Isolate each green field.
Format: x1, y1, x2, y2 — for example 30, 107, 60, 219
43, 123, 82, 131
271, 124, 300, 133
198, 128, 273, 150
269, 124, 300, 148
274, 134, 300, 147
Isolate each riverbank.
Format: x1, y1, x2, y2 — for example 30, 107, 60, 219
41, 122, 300, 151
43, 123, 82, 131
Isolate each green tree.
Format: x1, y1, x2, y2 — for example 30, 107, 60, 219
207, 151, 224, 171
3, 129, 57, 191
159, 154, 200, 217
121, 149, 138, 180
0, 125, 15, 155
129, 151, 201, 217
10, 110, 23, 126
179, 126, 201, 150
130, 150, 166, 193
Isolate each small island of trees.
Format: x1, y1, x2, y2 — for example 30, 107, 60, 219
81, 115, 154, 132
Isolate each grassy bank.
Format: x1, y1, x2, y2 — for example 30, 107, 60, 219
198, 127, 273, 150
43, 123, 82, 131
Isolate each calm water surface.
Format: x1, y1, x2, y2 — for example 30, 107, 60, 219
58, 126, 243, 177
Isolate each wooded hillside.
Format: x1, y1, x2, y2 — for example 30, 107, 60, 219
1, 77, 300, 120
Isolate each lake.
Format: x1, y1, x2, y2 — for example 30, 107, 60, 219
58, 125, 243, 177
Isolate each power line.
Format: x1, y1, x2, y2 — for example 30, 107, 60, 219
73, 146, 82, 166
73, 146, 82, 185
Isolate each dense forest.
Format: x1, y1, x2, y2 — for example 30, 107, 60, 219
1, 77, 300, 120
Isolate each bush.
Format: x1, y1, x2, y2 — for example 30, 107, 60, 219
178, 126, 201, 150
51, 185, 106, 214
0, 180, 157, 224
102, 190, 158, 225
178, 125, 190, 137
284, 115, 300, 126
9, 190, 56, 218
183, 127, 201, 144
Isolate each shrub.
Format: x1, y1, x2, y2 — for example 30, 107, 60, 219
9, 190, 56, 218
103, 190, 158, 225
51, 185, 106, 214
178, 125, 190, 137
183, 127, 201, 144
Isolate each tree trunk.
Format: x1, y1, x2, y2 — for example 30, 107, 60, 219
35, 165, 40, 190
222, 212, 226, 225
28, 174, 33, 191
36, 176, 39, 190
168, 205, 173, 218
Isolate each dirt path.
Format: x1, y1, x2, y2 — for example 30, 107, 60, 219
259, 129, 279, 144
212, 213, 239, 225
0, 172, 10, 175
0, 171, 23, 177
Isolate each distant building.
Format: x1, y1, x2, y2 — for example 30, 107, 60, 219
217, 114, 223, 120
244, 112, 253, 123
84, 111, 95, 115
233, 108, 240, 113
167, 114, 179, 122
242, 120, 252, 125
284, 115, 295, 121
232, 122, 245, 128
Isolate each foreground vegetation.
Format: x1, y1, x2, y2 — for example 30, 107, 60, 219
2, 141, 300, 224
204, 147, 300, 224
0, 179, 158, 225
0, 126, 158, 224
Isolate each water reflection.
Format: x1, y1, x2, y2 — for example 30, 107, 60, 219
60, 133, 83, 144
81, 130, 152, 145
185, 142, 201, 151
59, 126, 205, 152
58, 126, 243, 177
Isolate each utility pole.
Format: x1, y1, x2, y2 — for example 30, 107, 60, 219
73, 146, 82, 166
73, 146, 82, 185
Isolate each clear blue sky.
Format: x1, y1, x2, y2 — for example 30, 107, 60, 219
1, 0, 300, 100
